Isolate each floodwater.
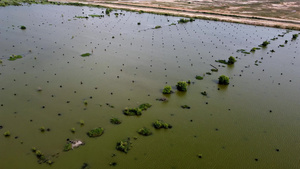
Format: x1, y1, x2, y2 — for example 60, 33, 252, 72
0, 4, 299, 169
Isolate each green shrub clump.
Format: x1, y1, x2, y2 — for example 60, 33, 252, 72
162, 85, 172, 94
154, 25, 161, 29
63, 143, 72, 151
123, 103, 152, 116
81, 53, 91, 57
106, 8, 113, 15
123, 108, 142, 116
87, 127, 104, 137
260, 41, 270, 47
137, 127, 152, 136
227, 56, 236, 65
176, 81, 187, 91
292, 34, 298, 40
110, 118, 121, 124
3, 131, 10, 137
8, 54, 22, 61
20, 25, 26, 30
195, 75, 203, 80
153, 120, 172, 129
218, 75, 229, 85
116, 139, 130, 153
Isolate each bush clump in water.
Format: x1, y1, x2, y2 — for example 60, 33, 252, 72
292, 34, 298, 40
153, 120, 172, 129
123, 108, 142, 116
218, 75, 229, 85
216, 56, 236, 65
137, 127, 152, 136
116, 138, 131, 153
3, 131, 10, 137
162, 85, 172, 94
63, 143, 72, 151
154, 25, 161, 29
181, 105, 191, 109
8, 54, 22, 61
195, 75, 203, 80
110, 118, 121, 124
260, 41, 270, 47
87, 127, 104, 137
81, 53, 91, 57
123, 103, 152, 116
176, 81, 187, 91
20, 25, 26, 30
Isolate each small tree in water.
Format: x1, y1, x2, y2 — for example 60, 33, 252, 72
218, 75, 229, 85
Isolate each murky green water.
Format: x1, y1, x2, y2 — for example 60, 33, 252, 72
0, 4, 300, 169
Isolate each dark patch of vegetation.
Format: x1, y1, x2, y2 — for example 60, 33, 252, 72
89, 14, 104, 18
137, 127, 152, 136
259, 41, 270, 47
81, 53, 91, 57
31, 148, 53, 165
116, 138, 131, 153
109, 162, 117, 166
71, 128, 76, 133
201, 91, 207, 96
0, 60, 2, 64
162, 85, 172, 94
211, 68, 218, 72
79, 120, 84, 126
206, 72, 212, 75
279, 44, 285, 47
178, 18, 195, 23
74, 16, 88, 19
215, 56, 236, 65
292, 34, 298, 40
156, 97, 168, 102
81, 163, 90, 169
176, 81, 187, 91
270, 49, 275, 53
40, 127, 45, 132
181, 105, 191, 109
218, 75, 229, 85
236, 49, 250, 54
87, 127, 104, 137
250, 47, 260, 52
138, 103, 152, 111
153, 120, 172, 129
154, 25, 162, 29
20, 25, 26, 30
110, 118, 121, 124
195, 75, 203, 80
106, 8, 113, 15
8, 54, 22, 61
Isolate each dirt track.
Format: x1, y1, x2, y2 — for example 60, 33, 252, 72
49, 0, 300, 30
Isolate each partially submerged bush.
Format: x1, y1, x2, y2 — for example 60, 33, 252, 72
195, 75, 203, 80
110, 118, 121, 124
178, 18, 195, 24
154, 25, 161, 29
162, 85, 172, 94
64, 143, 72, 151
292, 34, 298, 40
153, 120, 172, 129
201, 91, 207, 96
3, 131, 10, 137
218, 75, 229, 85
260, 41, 270, 47
79, 120, 85, 126
227, 56, 236, 64
176, 81, 187, 91
123, 108, 142, 116
139, 103, 152, 111
40, 127, 45, 132
123, 103, 152, 116
116, 138, 130, 153
106, 8, 113, 15
87, 127, 104, 137
71, 128, 76, 133
20, 25, 26, 30
137, 127, 152, 136
8, 54, 22, 61
181, 105, 191, 109
81, 53, 91, 57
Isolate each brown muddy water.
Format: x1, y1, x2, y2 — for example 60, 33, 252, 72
0, 4, 300, 169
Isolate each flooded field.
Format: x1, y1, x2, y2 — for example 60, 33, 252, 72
0, 4, 300, 169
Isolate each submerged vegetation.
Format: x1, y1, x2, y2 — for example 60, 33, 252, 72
178, 18, 195, 24
87, 127, 104, 137
260, 40, 270, 47
3, 131, 10, 137
195, 75, 203, 80
20, 25, 26, 30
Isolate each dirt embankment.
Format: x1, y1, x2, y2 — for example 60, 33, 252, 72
49, 0, 300, 30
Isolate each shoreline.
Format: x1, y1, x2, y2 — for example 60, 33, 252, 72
48, 0, 300, 31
